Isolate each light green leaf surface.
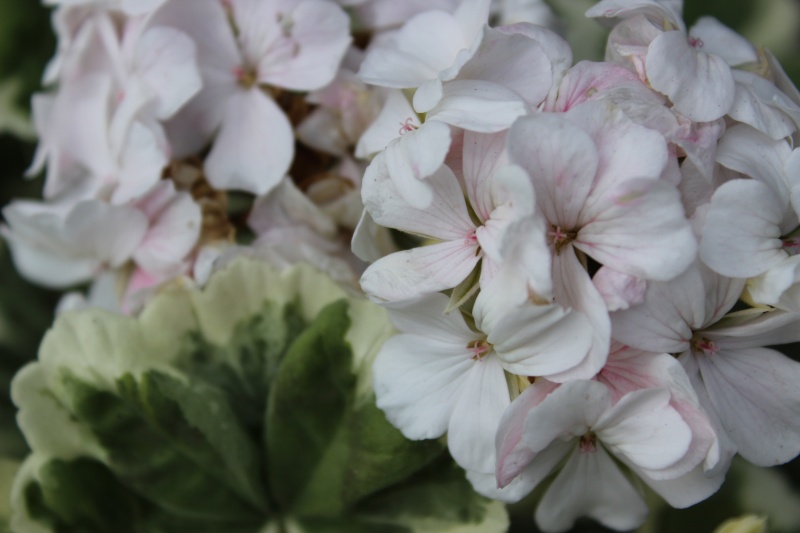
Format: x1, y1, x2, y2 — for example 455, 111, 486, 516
10, 259, 507, 532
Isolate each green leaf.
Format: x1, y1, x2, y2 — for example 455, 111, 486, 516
266, 300, 442, 518
56, 369, 267, 524
19, 457, 267, 533
29, 458, 138, 533
295, 517, 409, 533
10, 260, 500, 531
175, 301, 305, 433
355, 458, 509, 533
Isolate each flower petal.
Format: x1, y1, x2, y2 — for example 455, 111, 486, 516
362, 153, 473, 240
535, 446, 649, 533
577, 177, 697, 281
134, 26, 202, 120
426, 80, 530, 133
508, 114, 599, 229
462, 130, 509, 222
384, 120, 453, 208
699, 346, 800, 466
699, 179, 786, 278
256, 0, 351, 91
360, 240, 481, 302
486, 302, 594, 378
595, 388, 692, 474
373, 334, 473, 440
646, 30, 735, 122
358, 10, 468, 87
457, 27, 553, 109
448, 355, 510, 473
548, 250, 610, 380
205, 89, 293, 195
637, 463, 725, 508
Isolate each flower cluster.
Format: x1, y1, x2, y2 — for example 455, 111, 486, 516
3, 0, 800, 531
1, 0, 556, 312
354, 0, 800, 531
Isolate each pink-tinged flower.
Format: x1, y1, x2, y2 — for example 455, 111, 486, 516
1, 199, 148, 288
356, 90, 453, 209
375, 282, 599, 479
690, 17, 800, 140
494, 379, 705, 533
598, 343, 724, 477
646, 27, 734, 121
507, 102, 696, 379
700, 125, 800, 309
297, 48, 384, 158
595, 5, 800, 137
349, 0, 459, 31
0, 181, 200, 294
372, 293, 511, 475
150, 0, 351, 195
359, 130, 535, 302
547, 59, 726, 180
359, 0, 559, 132
611, 261, 800, 467
592, 5, 735, 123
469, 219, 597, 382
29, 11, 200, 203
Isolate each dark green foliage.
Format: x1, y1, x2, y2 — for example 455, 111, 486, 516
266, 301, 442, 517
18, 297, 498, 532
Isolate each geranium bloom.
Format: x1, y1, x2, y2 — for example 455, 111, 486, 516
359, 130, 535, 302
588, 0, 735, 122
150, 0, 351, 194
700, 125, 800, 309
495, 379, 705, 533
29, 11, 201, 203
359, 0, 558, 133
611, 261, 800, 466
506, 102, 696, 378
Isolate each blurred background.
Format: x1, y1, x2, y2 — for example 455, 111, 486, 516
0, 0, 798, 531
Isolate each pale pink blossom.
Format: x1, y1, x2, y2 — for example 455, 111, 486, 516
359, 0, 558, 132
150, 0, 351, 194
699, 125, 800, 309
372, 293, 511, 475
507, 102, 696, 378
494, 379, 707, 532
611, 261, 800, 467
359, 130, 536, 302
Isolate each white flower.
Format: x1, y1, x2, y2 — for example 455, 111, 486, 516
150, 0, 351, 195
359, 130, 535, 302
611, 261, 800, 467
495, 379, 702, 533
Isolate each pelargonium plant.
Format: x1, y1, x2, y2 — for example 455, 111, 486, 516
2, 0, 800, 531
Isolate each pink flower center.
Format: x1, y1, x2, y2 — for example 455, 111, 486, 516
467, 339, 491, 361
692, 336, 719, 356
782, 237, 800, 255
398, 117, 419, 136
234, 66, 258, 89
688, 36, 704, 49
579, 432, 597, 454
548, 225, 577, 254
464, 228, 478, 246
